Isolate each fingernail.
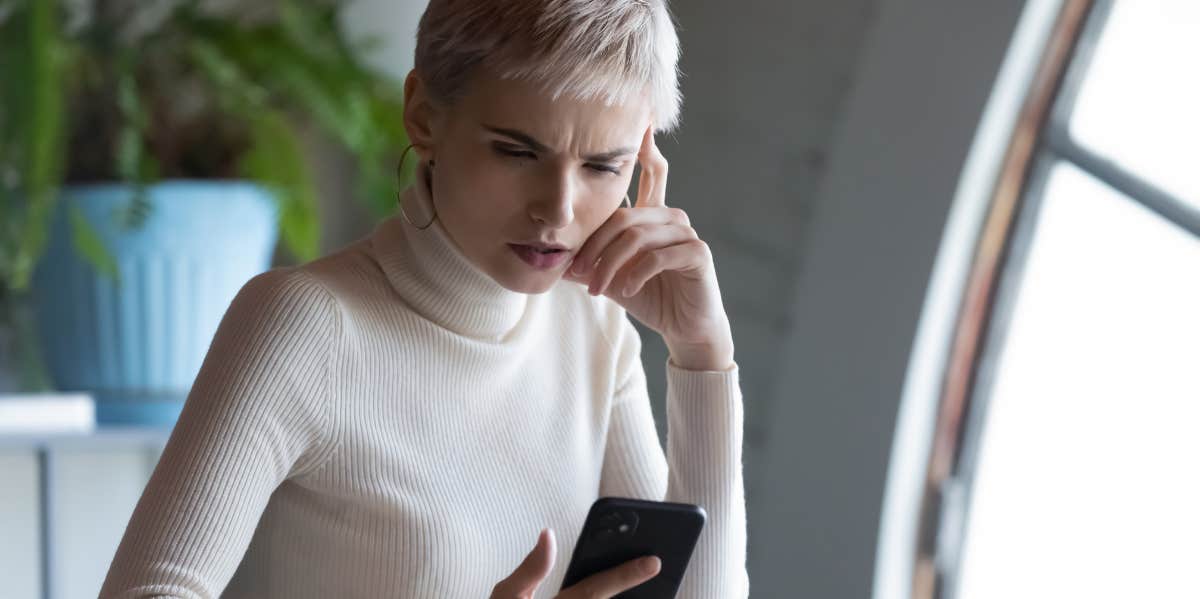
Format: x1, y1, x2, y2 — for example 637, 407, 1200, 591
536, 528, 553, 550
641, 556, 661, 574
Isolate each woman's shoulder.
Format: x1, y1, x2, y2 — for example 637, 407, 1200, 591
269, 238, 381, 314
231, 266, 342, 330
208, 266, 343, 372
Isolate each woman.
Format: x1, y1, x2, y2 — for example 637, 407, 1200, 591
100, 1, 747, 597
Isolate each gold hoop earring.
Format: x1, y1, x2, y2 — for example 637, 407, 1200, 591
397, 143, 436, 230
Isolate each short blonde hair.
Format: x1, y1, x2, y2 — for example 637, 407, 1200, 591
414, 0, 683, 133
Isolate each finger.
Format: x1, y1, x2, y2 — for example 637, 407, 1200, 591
570, 206, 690, 278
493, 528, 556, 597
561, 261, 590, 286
616, 239, 710, 298
588, 223, 697, 297
566, 555, 661, 598
635, 124, 668, 209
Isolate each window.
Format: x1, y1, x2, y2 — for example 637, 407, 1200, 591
923, 2, 1200, 598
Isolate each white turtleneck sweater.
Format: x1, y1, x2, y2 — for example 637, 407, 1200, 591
99, 165, 749, 599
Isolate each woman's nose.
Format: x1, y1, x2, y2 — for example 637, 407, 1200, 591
528, 172, 575, 227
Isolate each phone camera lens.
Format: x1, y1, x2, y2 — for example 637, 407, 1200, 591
591, 508, 639, 542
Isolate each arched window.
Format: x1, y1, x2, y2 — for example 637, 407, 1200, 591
914, 1, 1200, 598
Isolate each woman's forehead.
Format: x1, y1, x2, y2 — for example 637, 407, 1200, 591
460, 71, 649, 155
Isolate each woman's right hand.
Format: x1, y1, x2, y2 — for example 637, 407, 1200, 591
490, 528, 662, 599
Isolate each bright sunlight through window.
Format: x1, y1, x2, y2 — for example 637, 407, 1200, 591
954, 2, 1200, 597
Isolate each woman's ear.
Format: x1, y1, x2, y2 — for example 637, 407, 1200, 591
403, 69, 440, 163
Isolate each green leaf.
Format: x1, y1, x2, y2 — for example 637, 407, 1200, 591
68, 203, 120, 284
187, 37, 268, 108
115, 120, 141, 183
117, 184, 153, 230
178, 2, 409, 218
2, 0, 69, 293
3, 0, 414, 290
240, 109, 320, 262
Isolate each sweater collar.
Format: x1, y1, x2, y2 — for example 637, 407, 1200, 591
369, 162, 529, 341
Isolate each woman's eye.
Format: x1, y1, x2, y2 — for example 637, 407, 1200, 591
494, 144, 618, 176
494, 145, 535, 159
587, 163, 621, 176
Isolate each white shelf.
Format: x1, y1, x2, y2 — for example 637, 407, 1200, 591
0, 425, 173, 450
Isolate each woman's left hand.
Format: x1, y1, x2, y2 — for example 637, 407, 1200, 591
562, 125, 734, 371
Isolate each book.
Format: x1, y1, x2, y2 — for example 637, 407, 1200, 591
0, 392, 96, 434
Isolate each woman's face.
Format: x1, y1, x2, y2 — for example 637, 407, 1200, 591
403, 68, 651, 294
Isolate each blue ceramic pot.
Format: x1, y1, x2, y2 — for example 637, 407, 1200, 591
31, 180, 279, 426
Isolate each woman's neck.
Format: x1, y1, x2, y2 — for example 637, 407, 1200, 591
368, 162, 530, 341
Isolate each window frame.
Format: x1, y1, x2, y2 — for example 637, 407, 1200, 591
916, 0, 1200, 597
909, 2, 1097, 598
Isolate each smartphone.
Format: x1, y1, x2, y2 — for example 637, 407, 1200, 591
560, 496, 706, 598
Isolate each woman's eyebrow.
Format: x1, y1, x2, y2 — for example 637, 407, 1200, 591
482, 124, 636, 162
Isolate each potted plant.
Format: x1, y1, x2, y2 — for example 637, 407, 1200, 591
0, 0, 411, 423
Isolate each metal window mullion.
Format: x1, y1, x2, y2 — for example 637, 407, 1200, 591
938, 153, 1060, 599
1041, 0, 1199, 237
1044, 127, 1200, 238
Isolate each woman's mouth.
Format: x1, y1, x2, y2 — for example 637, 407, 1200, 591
508, 244, 572, 270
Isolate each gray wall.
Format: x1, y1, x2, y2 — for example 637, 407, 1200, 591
659, 0, 880, 497
755, 2, 1030, 598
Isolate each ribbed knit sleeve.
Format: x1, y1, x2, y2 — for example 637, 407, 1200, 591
597, 311, 750, 599
98, 268, 340, 599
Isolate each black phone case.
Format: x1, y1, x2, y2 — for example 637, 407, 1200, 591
560, 496, 706, 598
